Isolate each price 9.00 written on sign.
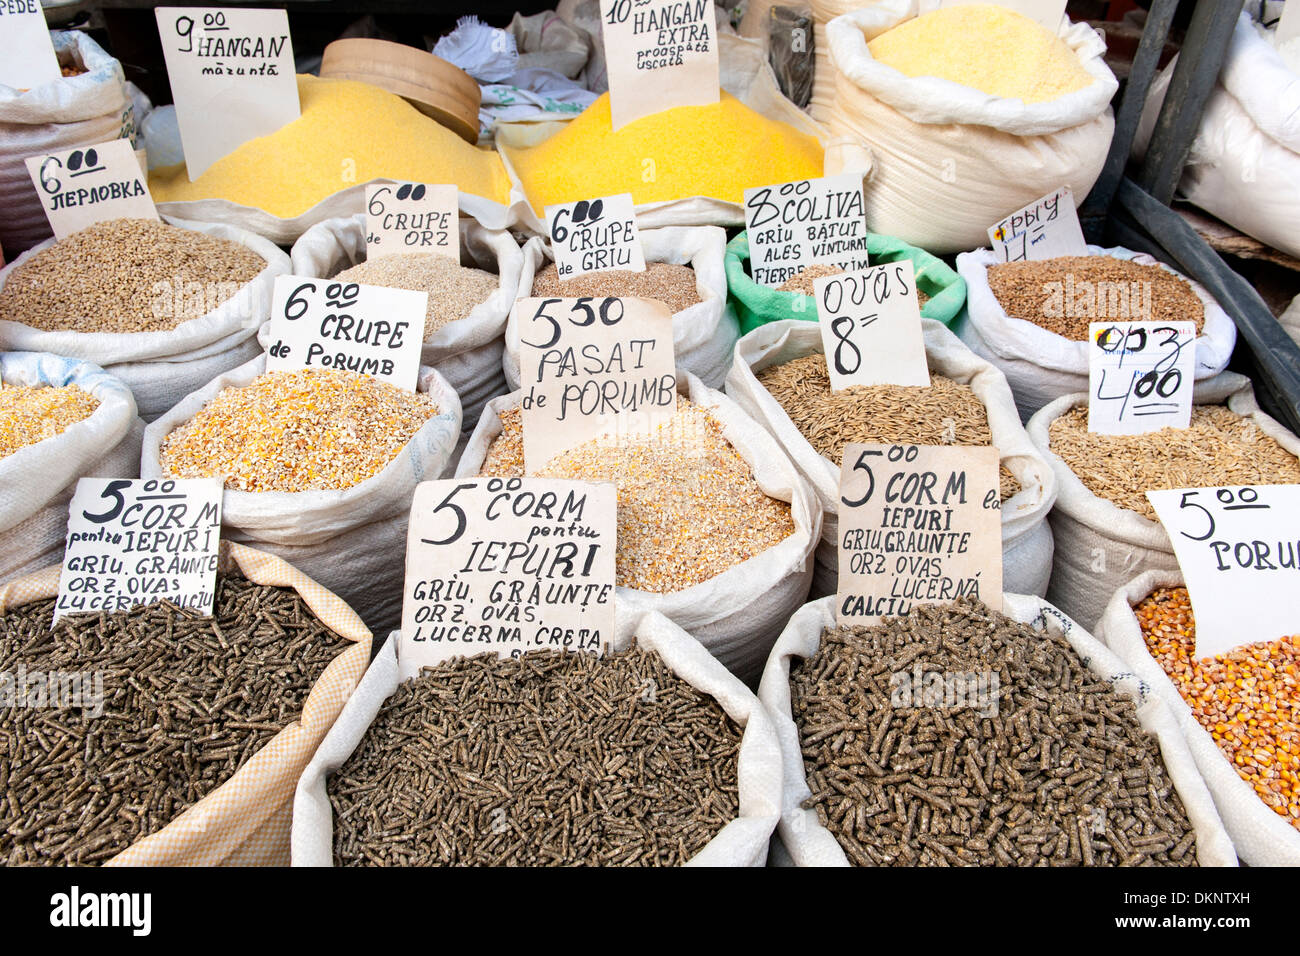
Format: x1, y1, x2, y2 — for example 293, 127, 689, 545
1088, 321, 1195, 435
815, 262, 930, 391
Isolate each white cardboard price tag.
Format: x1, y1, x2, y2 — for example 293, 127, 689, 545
155, 6, 300, 181
743, 173, 869, 289
1276, 1, 1300, 45
837, 444, 1003, 627
264, 274, 426, 391
516, 295, 677, 473
940, 0, 1067, 32
0, 0, 60, 90
545, 193, 646, 279
1147, 484, 1300, 659
55, 477, 223, 624
814, 261, 930, 391
988, 186, 1087, 262
1087, 321, 1196, 435
398, 477, 617, 680
364, 182, 459, 260
25, 139, 158, 240
599, 0, 720, 131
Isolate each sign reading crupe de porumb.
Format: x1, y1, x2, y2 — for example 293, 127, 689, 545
55, 478, 223, 624
398, 477, 617, 680
365, 183, 459, 259
743, 173, 868, 288
25, 139, 158, 240
155, 7, 300, 180
837, 444, 1002, 626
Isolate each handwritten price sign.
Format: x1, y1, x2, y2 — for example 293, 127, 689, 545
814, 262, 929, 391
1088, 321, 1196, 435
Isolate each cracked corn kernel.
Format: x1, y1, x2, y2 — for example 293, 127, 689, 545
159, 369, 439, 493
1137, 587, 1300, 829
0, 384, 100, 459
479, 400, 795, 593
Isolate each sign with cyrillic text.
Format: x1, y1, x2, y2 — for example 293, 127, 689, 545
1088, 321, 1196, 435
989, 186, 1087, 262
25, 139, 158, 239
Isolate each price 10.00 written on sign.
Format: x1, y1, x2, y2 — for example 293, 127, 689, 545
815, 261, 930, 391
1087, 321, 1196, 435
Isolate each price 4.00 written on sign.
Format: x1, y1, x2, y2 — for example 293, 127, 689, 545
1088, 321, 1196, 435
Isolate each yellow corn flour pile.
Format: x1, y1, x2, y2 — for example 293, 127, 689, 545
506, 91, 823, 213
868, 5, 1093, 103
150, 76, 511, 217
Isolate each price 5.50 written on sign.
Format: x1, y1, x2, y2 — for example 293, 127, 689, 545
1087, 321, 1195, 435
814, 261, 930, 391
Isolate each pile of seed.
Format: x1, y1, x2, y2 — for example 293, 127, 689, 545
1048, 404, 1300, 520
775, 264, 930, 308
160, 369, 440, 493
331, 646, 741, 866
1136, 587, 1299, 831
0, 575, 350, 865
480, 400, 794, 592
0, 383, 99, 459
758, 354, 1018, 500
987, 256, 1205, 341
334, 253, 499, 340
531, 261, 702, 313
0, 219, 265, 334
792, 599, 1200, 866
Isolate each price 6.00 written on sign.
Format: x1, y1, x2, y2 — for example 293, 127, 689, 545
1088, 321, 1196, 435
814, 261, 930, 391
365, 182, 458, 259
25, 139, 158, 240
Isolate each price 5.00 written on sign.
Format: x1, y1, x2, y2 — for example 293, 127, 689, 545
1088, 321, 1196, 435
814, 261, 930, 391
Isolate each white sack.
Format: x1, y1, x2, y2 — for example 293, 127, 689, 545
504, 228, 740, 391
759, 593, 1238, 866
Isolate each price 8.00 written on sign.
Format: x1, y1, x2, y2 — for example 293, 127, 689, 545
54, 478, 223, 624
265, 275, 426, 390
0, 0, 61, 89
398, 477, 617, 680
988, 186, 1087, 263
1147, 484, 1300, 659
837, 444, 1003, 626
365, 183, 459, 260
814, 261, 930, 391
743, 173, 869, 289
599, 0, 720, 131
1087, 321, 1195, 435
545, 193, 646, 279
516, 295, 677, 473
155, 7, 300, 181
25, 139, 158, 240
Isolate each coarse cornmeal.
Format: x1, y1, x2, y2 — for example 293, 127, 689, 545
149, 76, 511, 217
504, 91, 823, 213
0, 384, 99, 459
867, 5, 1093, 104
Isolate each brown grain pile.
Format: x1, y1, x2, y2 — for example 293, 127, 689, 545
758, 353, 1018, 500
987, 255, 1204, 341
1048, 404, 1300, 520
531, 261, 702, 313
334, 253, 499, 340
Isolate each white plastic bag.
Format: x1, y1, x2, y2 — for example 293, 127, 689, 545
288, 212, 521, 434
821, 2, 1116, 253
1025, 373, 1300, 631
0, 352, 144, 583
292, 606, 783, 866
1097, 570, 1300, 866
457, 371, 819, 684
140, 354, 463, 633
725, 319, 1057, 599
955, 244, 1238, 421
504, 227, 741, 390
1134, 13, 1300, 260
759, 593, 1238, 867
0, 216, 290, 421
0, 31, 133, 256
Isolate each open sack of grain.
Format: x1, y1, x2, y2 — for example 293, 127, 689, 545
287, 212, 521, 435
149, 75, 524, 245
0, 216, 290, 421
723, 230, 967, 335
955, 245, 1237, 421
292, 606, 782, 866
0, 352, 144, 584
504, 229, 739, 390
0, 541, 372, 866
0, 31, 134, 256
1133, 12, 1300, 261
1026, 372, 1300, 632
1097, 572, 1300, 866
725, 319, 1056, 599
758, 594, 1237, 867
141, 355, 462, 635
820, 1, 1116, 253
456, 371, 819, 684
